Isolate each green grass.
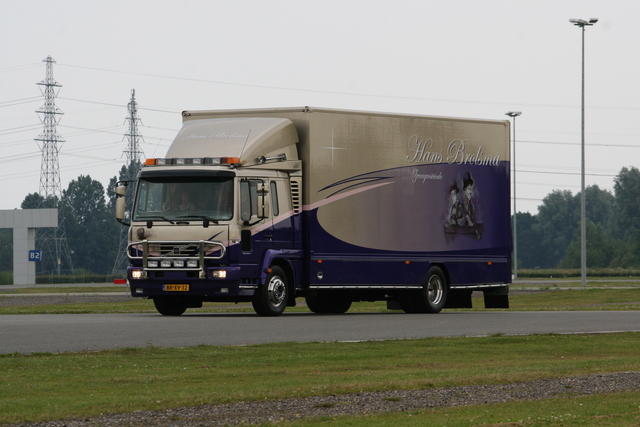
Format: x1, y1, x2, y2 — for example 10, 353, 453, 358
0, 298, 264, 315
1, 288, 640, 425
517, 279, 640, 287
508, 288, 640, 311
0, 286, 128, 294
2, 288, 640, 315
518, 268, 640, 279
1, 333, 639, 425
0, 299, 159, 315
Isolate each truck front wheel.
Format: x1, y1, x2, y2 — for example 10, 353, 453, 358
252, 266, 288, 316
153, 297, 187, 316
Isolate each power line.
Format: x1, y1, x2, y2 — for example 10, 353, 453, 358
58, 96, 180, 115
0, 158, 126, 182
0, 63, 40, 73
0, 124, 42, 136
518, 139, 640, 149
58, 124, 125, 137
56, 62, 640, 112
0, 96, 42, 108
0, 151, 42, 163
519, 168, 618, 178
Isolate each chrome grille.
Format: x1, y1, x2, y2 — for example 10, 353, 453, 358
128, 240, 226, 263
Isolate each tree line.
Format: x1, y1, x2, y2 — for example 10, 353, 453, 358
1, 165, 639, 275
516, 166, 640, 269
0, 164, 136, 275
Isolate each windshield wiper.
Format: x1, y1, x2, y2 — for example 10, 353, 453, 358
175, 215, 219, 227
137, 215, 175, 224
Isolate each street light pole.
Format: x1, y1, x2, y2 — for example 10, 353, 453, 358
570, 17, 597, 288
506, 111, 521, 279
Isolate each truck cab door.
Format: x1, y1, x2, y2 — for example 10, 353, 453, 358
239, 179, 274, 268
268, 179, 295, 250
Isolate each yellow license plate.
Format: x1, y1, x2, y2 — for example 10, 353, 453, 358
164, 284, 190, 292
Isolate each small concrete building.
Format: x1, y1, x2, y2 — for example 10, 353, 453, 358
0, 209, 58, 285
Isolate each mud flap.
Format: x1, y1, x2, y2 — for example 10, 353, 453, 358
444, 289, 473, 309
386, 300, 402, 310
483, 286, 509, 309
287, 292, 297, 307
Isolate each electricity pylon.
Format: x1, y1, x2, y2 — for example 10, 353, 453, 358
34, 56, 73, 275
112, 89, 144, 274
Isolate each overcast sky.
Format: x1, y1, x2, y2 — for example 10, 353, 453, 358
1, 0, 638, 214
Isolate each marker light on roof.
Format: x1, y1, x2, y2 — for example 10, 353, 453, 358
144, 157, 241, 166
222, 157, 241, 165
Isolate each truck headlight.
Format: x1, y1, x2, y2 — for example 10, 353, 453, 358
187, 260, 198, 268
147, 260, 159, 268
131, 269, 146, 279
160, 260, 172, 268
173, 260, 185, 268
211, 270, 227, 279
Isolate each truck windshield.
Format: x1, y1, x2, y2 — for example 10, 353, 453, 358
133, 177, 234, 222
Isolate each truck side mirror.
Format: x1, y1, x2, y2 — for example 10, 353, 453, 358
115, 185, 129, 225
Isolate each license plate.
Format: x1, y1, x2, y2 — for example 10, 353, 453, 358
164, 284, 190, 292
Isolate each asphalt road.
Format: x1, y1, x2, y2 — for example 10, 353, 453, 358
2, 310, 639, 354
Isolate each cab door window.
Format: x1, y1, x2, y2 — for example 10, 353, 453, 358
240, 180, 254, 222
270, 181, 279, 217
240, 179, 270, 223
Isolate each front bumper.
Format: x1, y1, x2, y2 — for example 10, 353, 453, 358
127, 266, 256, 299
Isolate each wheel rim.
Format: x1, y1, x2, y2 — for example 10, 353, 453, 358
267, 275, 286, 307
427, 275, 444, 305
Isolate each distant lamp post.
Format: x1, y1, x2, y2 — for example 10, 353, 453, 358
570, 17, 598, 288
506, 111, 521, 279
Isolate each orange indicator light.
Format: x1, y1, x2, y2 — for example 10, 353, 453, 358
222, 156, 241, 165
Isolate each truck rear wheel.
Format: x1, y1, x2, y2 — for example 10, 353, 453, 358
400, 266, 447, 313
252, 266, 288, 316
153, 297, 187, 316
